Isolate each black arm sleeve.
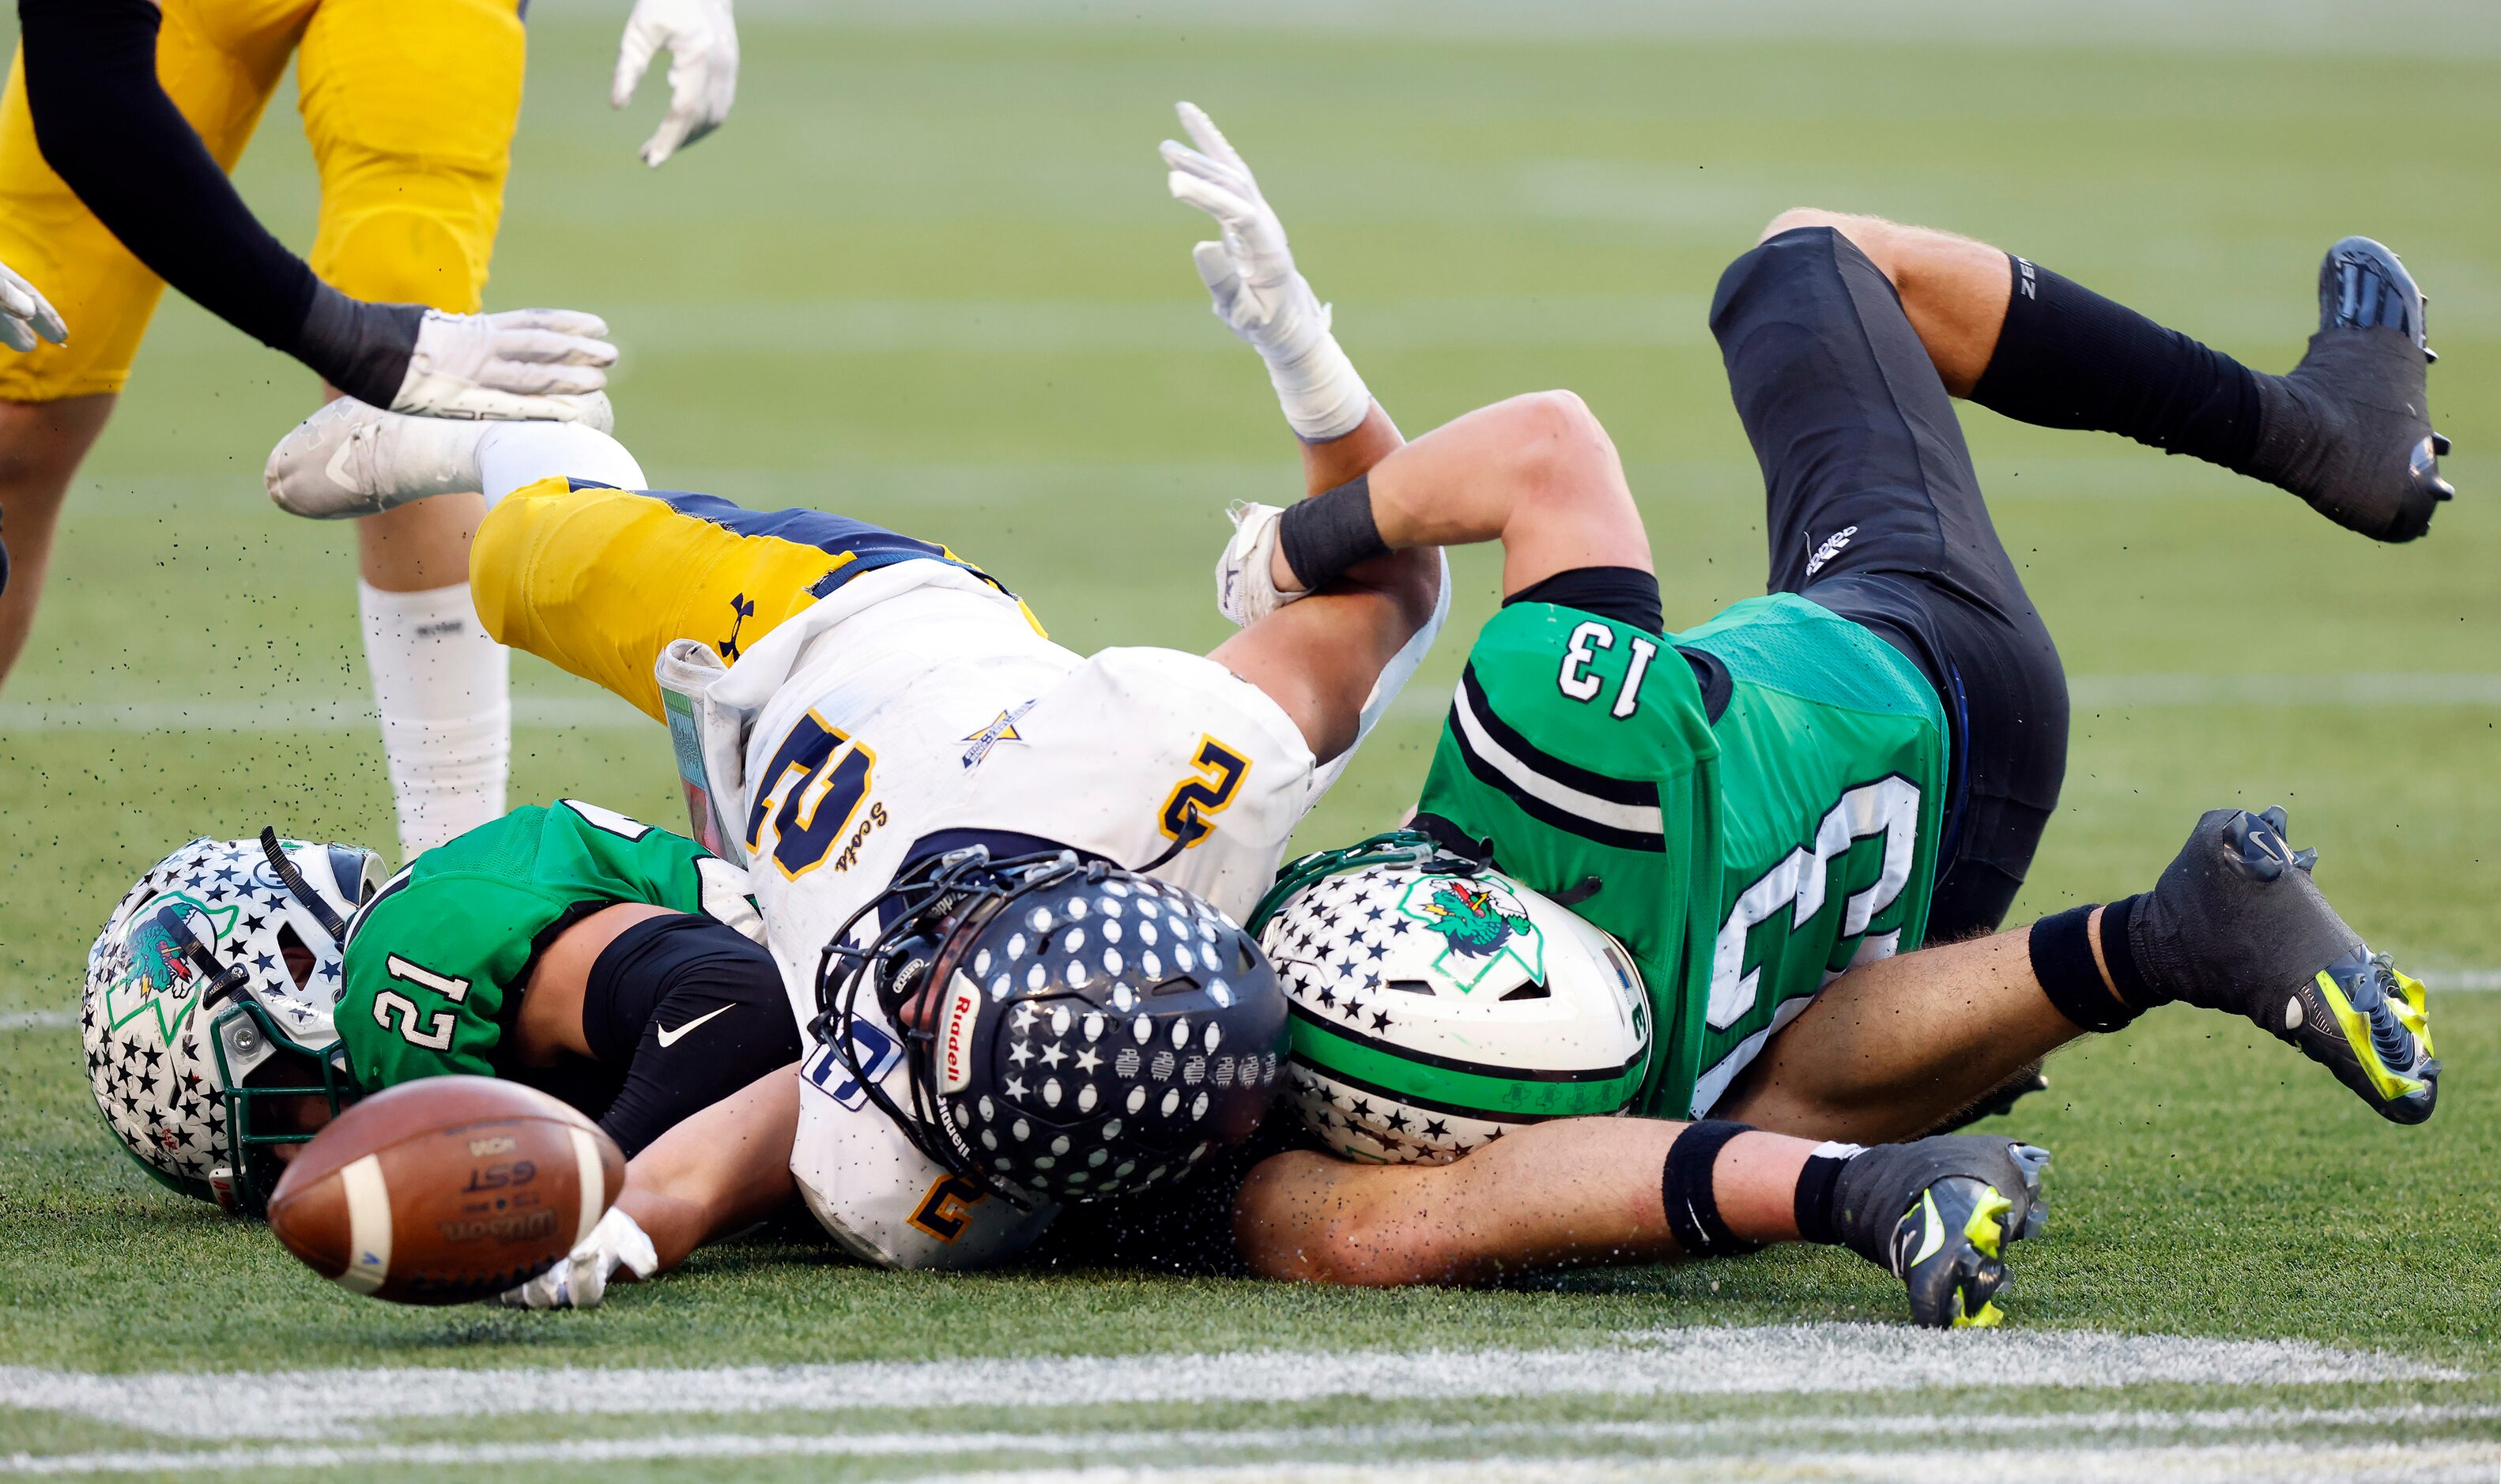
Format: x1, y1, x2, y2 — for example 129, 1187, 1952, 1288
17, 0, 421, 405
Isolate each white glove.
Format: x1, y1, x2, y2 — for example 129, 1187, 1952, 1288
1161, 102, 1371, 442
0, 260, 67, 354
1213, 500, 1307, 627
613, 0, 738, 168
496, 1207, 658, 1310
392, 309, 618, 423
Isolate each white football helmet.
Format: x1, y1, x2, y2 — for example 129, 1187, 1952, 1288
81, 831, 383, 1214
1250, 834, 1650, 1164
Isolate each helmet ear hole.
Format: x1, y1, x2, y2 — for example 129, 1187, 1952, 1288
273, 921, 317, 990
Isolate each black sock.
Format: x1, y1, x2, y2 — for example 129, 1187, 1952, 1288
1971, 255, 2265, 470
2027, 903, 2140, 1033
1792, 1144, 1858, 1246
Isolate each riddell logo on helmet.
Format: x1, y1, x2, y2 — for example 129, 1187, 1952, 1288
938, 974, 983, 1094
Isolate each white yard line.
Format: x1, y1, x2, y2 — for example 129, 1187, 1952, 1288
0, 1011, 76, 1031
0, 697, 647, 733
0, 1326, 2464, 1441
880, 1444, 2501, 1484
8, 1411, 2501, 1478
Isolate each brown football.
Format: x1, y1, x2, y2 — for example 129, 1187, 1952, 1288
267, 1075, 624, 1305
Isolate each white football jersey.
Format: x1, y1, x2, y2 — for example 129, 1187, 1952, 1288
690, 558, 1322, 1269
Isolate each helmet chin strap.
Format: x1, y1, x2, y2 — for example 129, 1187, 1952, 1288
258, 827, 349, 944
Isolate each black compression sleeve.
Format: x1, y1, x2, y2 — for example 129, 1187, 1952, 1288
1275, 475, 1390, 591
1502, 567, 1664, 632
17, 0, 419, 404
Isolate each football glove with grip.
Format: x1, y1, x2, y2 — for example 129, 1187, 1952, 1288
613, 0, 738, 168
1162, 103, 1371, 443
2129, 806, 2438, 1124
1213, 500, 1303, 627
498, 1206, 658, 1309
392, 309, 618, 424
0, 258, 66, 353
1831, 1136, 2050, 1330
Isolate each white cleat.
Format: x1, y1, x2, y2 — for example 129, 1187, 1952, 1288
264, 394, 615, 518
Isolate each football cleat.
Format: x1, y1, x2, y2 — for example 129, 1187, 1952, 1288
2130, 806, 2437, 1124
1833, 1136, 2050, 1329
264, 394, 615, 518
2250, 237, 2450, 542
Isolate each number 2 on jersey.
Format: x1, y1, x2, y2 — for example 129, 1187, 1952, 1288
747, 711, 877, 880
1556, 620, 1658, 719
1159, 736, 1250, 846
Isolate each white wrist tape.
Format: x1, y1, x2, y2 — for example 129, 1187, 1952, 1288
1266, 326, 1372, 443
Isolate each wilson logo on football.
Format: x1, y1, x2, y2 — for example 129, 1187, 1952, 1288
938, 973, 983, 1093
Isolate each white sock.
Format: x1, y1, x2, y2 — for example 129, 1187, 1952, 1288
477, 422, 648, 506
360, 579, 511, 857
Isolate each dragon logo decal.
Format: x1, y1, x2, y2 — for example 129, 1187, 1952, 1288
104, 892, 236, 1044
1397, 876, 1544, 993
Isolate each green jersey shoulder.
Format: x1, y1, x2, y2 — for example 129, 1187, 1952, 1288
1415, 592, 1948, 1120
334, 800, 759, 1090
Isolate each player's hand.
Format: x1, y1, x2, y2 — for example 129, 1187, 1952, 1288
1161, 103, 1330, 360
613, 0, 738, 168
1214, 500, 1306, 627
496, 1207, 658, 1310
391, 309, 619, 423
0, 259, 67, 353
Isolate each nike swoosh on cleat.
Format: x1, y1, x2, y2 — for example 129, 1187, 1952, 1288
655, 1004, 734, 1048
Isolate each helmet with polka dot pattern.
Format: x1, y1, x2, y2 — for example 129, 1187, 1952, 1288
813, 844, 1288, 1208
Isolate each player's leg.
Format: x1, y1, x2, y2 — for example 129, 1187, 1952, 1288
1711, 223, 2068, 945
0, 1, 295, 687
262, 405, 1014, 725
0, 395, 111, 684
1727, 804, 2436, 1138
1765, 207, 2449, 543
1235, 1114, 2045, 1328
298, 0, 528, 853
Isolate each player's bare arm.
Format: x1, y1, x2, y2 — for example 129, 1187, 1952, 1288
615, 1061, 802, 1271
1168, 104, 1447, 764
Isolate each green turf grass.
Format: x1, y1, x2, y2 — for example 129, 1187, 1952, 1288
3, 2, 2497, 1475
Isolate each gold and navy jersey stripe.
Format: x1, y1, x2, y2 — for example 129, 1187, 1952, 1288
472, 476, 1028, 722
639, 488, 1013, 605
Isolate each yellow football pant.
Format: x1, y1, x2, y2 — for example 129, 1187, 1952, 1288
471, 479, 1033, 723
0, 0, 525, 401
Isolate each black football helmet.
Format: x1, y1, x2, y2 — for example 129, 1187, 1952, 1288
815, 845, 1288, 1209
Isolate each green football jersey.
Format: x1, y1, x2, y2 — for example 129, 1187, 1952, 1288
335, 800, 757, 1090
1413, 592, 1948, 1119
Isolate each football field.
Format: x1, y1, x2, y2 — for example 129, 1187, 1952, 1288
4, 2, 2499, 1477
